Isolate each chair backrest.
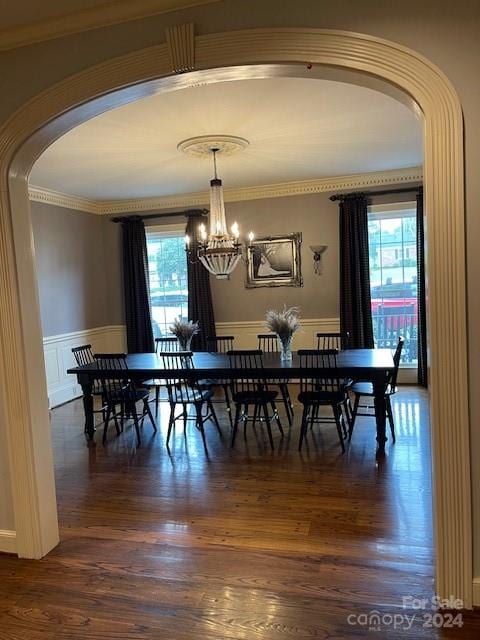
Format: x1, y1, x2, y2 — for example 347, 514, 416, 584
155, 337, 178, 354
257, 334, 279, 353
72, 344, 94, 366
298, 349, 344, 395
161, 351, 202, 403
316, 332, 350, 351
94, 353, 130, 398
227, 349, 266, 396
389, 337, 405, 389
206, 335, 235, 353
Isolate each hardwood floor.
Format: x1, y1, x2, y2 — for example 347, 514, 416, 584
1, 386, 479, 638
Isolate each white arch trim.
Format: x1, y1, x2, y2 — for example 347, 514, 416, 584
0, 28, 471, 605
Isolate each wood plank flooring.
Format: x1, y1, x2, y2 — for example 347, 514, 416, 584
1, 386, 479, 638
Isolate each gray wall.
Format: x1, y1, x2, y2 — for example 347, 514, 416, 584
211, 193, 339, 321
31, 202, 124, 336
0, 0, 479, 572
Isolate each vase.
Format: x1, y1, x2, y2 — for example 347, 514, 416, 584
278, 335, 293, 362
177, 336, 193, 351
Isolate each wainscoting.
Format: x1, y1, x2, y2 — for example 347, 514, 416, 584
43, 325, 126, 408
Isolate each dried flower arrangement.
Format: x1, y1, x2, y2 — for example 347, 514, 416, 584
169, 318, 200, 349
265, 306, 301, 342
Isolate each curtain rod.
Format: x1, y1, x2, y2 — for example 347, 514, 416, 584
329, 185, 422, 202
111, 208, 208, 223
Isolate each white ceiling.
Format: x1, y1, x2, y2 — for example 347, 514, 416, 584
30, 77, 423, 201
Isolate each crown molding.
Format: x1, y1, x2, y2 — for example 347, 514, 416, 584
0, 0, 220, 52
28, 166, 423, 215
28, 186, 102, 214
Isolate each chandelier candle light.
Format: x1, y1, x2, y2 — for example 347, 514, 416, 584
181, 135, 254, 279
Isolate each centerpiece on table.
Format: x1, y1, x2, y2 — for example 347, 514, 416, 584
169, 318, 200, 351
265, 305, 300, 362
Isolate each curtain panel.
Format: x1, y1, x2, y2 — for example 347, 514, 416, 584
416, 187, 428, 386
186, 215, 216, 350
339, 195, 374, 349
121, 218, 154, 353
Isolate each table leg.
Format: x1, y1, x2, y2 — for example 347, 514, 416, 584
373, 380, 387, 457
80, 377, 95, 442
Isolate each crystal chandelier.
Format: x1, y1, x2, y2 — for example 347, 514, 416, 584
184, 144, 254, 280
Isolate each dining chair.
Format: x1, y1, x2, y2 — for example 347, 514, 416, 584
161, 351, 222, 454
94, 353, 157, 446
201, 335, 236, 426
348, 336, 405, 443
144, 336, 179, 415
227, 349, 284, 450
72, 344, 107, 430
316, 332, 350, 350
257, 334, 294, 425
316, 331, 352, 421
297, 349, 348, 452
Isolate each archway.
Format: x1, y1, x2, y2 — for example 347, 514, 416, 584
0, 27, 471, 605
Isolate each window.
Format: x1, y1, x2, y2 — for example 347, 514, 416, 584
146, 225, 188, 338
368, 202, 417, 367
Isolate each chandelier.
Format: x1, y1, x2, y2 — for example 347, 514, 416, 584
180, 136, 254, 280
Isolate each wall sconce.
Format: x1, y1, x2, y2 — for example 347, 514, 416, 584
310, 245, 328, 275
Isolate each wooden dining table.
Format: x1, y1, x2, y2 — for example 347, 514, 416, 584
68, 349, 395, 455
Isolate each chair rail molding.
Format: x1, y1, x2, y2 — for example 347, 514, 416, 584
0, 27, 471, 606
28, 166, 423, 215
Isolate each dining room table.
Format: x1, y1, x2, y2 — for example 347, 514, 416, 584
67, 348, 395, 456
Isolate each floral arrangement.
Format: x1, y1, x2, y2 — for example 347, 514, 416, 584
169, 318, 200, 349
265, 305, 301, 342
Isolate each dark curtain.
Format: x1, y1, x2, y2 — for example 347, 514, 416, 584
186, 215, 216, 351
339, 195, 374, 348
416, 187, 428, 386
122, 218, 154, 353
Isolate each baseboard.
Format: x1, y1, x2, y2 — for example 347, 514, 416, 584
0, 530, 17, 554
473, 578, 480, 607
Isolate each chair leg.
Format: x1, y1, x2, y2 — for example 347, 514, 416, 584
386, 396, 395, 443
231, 404, 241, 448
349, 394, 361, 441
128, 400, 141, 447
298, 404, 309, 451
143, 399, 157, 433
182, 402, 188, 433
222, 384, 233, 427
243, 404, 249, 439
155, 385, 160, 417
195, 403, 208, 455
102, 404, 112, 444
262, 403, 274, 450
207, 399, 222, 436
332, 404, 346, 453
270, 402, 284, 436
279, 384, 292, 426
166, 403, 175, 446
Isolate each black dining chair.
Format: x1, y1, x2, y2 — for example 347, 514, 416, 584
257, 334, 294, 425
316, 332, 350, 351
228, 349, 284, 450
72, 344, 107, 430
316, 331, 352, 421
297, 349, 348, 453
161, 351, 222, 454
143, 336, 179, 415
94, 353, 157, 446
348, 337, 405, 443
201, 335, 235, 426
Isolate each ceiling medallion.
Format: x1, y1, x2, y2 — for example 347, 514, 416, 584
177, 134, 249, 158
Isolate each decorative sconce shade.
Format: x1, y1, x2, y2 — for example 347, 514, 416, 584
310, 245, 328, 275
